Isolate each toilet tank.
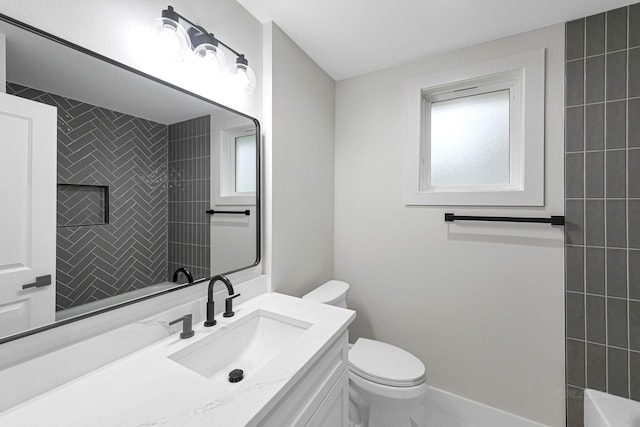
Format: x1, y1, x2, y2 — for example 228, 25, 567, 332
302, 280, 349, 308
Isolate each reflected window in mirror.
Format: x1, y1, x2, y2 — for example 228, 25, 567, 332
215, 123, 257, 205
235, 133, 257, 193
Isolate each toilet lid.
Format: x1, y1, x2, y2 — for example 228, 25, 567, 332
349, 338, 426, 387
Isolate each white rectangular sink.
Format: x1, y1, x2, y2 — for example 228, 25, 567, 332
168, 309, 312, 384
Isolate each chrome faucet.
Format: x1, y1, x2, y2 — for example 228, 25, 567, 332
204, 275, 236, 327
172, 267, 194, 284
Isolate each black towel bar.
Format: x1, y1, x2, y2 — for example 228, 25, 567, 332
444, 213, 565, 226
206, 209, 250, 216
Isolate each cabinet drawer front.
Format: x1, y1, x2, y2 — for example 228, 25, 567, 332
305, 370, 349, 427
259, 331, 348, 427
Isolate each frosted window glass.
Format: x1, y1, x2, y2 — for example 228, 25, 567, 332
235, 135, 256, 193
430, 90, 510, 187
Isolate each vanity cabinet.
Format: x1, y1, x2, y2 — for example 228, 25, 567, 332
0, 294, 355, 426
259, 331, 349, 427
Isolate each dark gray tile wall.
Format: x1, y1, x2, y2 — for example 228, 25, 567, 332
167, 116, 211, 283
7, 83, 168, 311
565, 4, 640, 426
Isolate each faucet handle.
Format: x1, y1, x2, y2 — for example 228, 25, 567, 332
169, 314, 195, 339
223, 293, 241, 318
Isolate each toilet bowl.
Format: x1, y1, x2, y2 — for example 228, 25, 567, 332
303, 280, 427, 427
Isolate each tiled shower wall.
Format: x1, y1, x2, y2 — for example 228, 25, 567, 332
167, 116, 211, 283
7, 83, 168, 310
565, 4, 640, 426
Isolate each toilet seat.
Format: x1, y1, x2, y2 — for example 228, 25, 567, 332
348, 338, 426, 387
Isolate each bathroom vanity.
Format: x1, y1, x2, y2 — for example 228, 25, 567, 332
0, 293, 355, 426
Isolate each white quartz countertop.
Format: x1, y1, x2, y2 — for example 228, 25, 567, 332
0, 293, 355, 427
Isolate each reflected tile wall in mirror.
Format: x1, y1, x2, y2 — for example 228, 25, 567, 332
168, 116, 211, 283
7, 82, 169, 311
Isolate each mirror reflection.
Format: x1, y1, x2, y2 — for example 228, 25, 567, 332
0, 17, 259, 341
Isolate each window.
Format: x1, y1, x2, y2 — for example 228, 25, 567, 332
234, 134, 256, 193
405, 49, 545, 206
212, 118, 257, 205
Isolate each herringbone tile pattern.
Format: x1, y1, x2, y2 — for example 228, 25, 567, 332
57, 185, 107, 227
8, 83, 169, 311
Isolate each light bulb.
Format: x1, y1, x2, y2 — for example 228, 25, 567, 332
227, 56, 256, 95
193, 43, 227, 74
150, 17, 191, 61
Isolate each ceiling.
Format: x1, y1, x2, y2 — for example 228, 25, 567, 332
238, 0, 635, 80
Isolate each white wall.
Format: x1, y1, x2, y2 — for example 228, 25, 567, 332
334, 25, 565, 426
263, 23, 336, 296
0, 33, 5, 93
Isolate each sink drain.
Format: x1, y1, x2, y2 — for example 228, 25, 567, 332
229, 368, 244, 383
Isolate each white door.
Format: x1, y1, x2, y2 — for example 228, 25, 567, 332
0, 91, 56, 338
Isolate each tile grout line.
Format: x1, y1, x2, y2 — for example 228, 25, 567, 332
583, 16, 589, 392
603, 10, 609, 393
627, 5, 632, 399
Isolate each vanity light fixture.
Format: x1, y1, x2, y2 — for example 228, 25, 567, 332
151, 6, 256, 94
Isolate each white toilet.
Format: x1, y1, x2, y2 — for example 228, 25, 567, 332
303, 280, 427, 427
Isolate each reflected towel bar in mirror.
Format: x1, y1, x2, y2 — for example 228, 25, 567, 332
444, 213, 565, 226
206, 209, 251, 216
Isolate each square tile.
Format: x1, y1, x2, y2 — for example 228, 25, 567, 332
630, 48, 640, 98
630, 250, 640, 300
567, 292, 586, 340
566, 19, 586, 60
567, 60, 585, 106
566, 107, 584, 152
631, 301, 640, 351
631, 4, 640, 47
586, 55, 605, 103
586, 200, 605, 246
586, 295, 606, 344
607, 51, 627, 101
587, 342, 607, 391
630, 200, 640, 249
566, 153, 584, 198
606, 101, 627, 150
607, 248, 628, 298
607, 7, 628, 52
606, 150, 627, 198
567, 246, 585, 292
608, 298, 628, 348
567, 386, 585, 427
631, 351, 640, 400
585, 151, 604, 198
608, 347, 629, 398
630, 100, 640, 148
586, 13, 606, 56
606, 200, 627, 248
586, 103, 605, 150
630, 150, 640, 197
566, 200, 585, 245
567, 339, 586, 387
586, 247, 605, 295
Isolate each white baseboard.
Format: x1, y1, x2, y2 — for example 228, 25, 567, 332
411, 387, 548, 427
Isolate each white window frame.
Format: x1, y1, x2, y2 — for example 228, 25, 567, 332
212, 117, 257, 206
404, 49, 545, 206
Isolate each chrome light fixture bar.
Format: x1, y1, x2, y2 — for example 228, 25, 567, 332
151, 6, 256, 94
